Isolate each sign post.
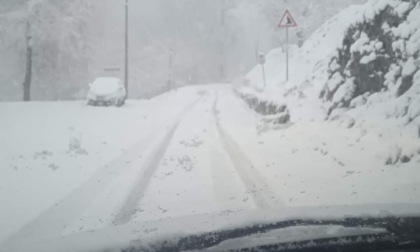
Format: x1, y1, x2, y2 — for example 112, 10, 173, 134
277, 10, 298, 82
286, 26, 289, 82
168, 49, 173, 91
259, 53, 266, 88
296, 28, 304, 47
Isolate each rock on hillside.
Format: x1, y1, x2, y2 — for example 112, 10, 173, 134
322, 0, 420, 136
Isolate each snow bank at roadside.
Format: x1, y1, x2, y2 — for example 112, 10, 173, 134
216, 88, 420, 209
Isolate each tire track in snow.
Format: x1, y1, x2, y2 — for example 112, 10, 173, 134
1, 137, 156, 249
208, 106, 253, 206
0, 96, 202, 250
212, 92, 285, 209
113, 97, 202, 225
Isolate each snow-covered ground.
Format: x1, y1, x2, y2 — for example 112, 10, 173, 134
2, 1, 420, 251
0, 87, 204, 245
1, 0, 419, 251
217, 91, 420, 206
1, 84, 420, 252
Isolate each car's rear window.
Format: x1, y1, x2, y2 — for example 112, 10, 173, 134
90, 78, 121, 95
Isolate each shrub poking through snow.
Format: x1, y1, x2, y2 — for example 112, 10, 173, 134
260, 111, 291, 125
235, 89, 290, 124
323, 0, 419, 118
67, 137, 88, 156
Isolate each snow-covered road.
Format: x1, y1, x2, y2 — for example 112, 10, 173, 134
0, 84, 281, 249
1, 84, 420, 251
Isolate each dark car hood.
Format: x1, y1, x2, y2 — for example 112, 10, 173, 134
5, 203, 420, 252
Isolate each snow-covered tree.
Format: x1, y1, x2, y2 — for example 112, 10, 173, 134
0, 0, 94, 100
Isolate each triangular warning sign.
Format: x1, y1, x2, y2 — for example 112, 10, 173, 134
277, 10, 298, 28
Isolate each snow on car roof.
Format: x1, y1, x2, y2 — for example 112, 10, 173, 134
90, 77, 122, 95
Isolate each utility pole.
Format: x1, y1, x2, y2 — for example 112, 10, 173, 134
23, 21, 32, 101
124, 0, 129, 97
219, 0, 226, 81
262, 63, 266, 88
168, 49, 173, 91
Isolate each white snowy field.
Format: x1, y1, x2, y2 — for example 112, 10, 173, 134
1, 84, 420, 252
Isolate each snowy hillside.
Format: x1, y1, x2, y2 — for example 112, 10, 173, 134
246, 4, 364, 89
242, 4, 367, 121
322, 0, 420, 139
241, 0, 420, 164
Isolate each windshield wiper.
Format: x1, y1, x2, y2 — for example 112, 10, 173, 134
124, 216, 420, 252
241, 232, 420, 252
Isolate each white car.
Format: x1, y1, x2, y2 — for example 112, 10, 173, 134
87, 77, 126, 106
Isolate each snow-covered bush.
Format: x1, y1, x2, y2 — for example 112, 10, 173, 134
235, 88, 290, 124
323, 0, 419, 118
260, 111, 291, 125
